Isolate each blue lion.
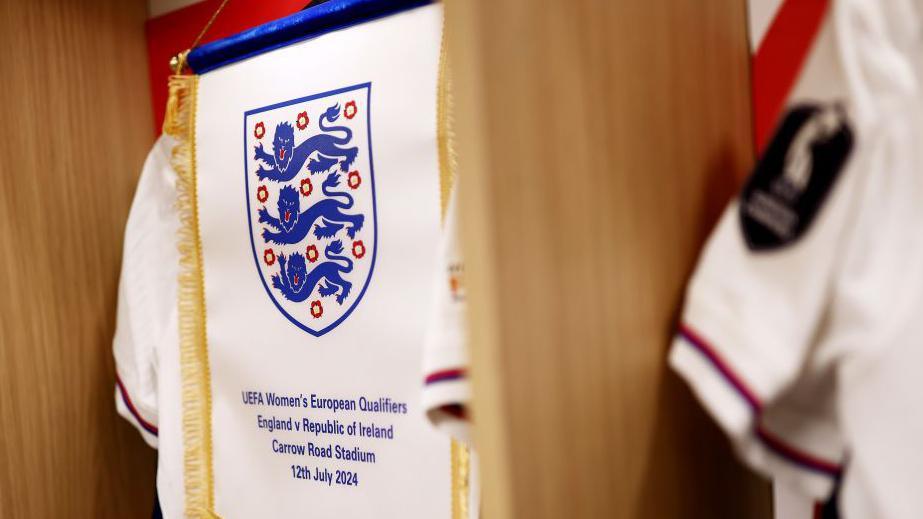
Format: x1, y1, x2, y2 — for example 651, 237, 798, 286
271, 240, 354, 304
254, 104, 360, 182
259, 173, 364, 245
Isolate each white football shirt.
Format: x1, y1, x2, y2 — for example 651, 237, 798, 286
112, 135, 187, 513
113, 135, 177, 449
420, 185, 482, 519
670, 0, 923, 516
422, 186, 471, 442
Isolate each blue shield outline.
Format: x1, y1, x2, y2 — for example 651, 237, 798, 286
243, 82, 377, 336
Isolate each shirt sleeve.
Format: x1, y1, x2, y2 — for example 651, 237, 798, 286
668, 108, 870, 501
727, 346, 845, 499
668, 11, 874, 499
421, 185, 471, 443
112, 136, 179, 448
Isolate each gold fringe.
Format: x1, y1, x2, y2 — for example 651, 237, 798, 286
164, 74, 218, 519
450, 439, 471, 519
437, 23, 458, 218
438, 15, 471, 519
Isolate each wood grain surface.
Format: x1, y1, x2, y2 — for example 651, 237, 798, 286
0, 0, 157, 517
447, 0, 771, 517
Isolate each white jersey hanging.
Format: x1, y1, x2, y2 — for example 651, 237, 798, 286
670, 0, 923, 517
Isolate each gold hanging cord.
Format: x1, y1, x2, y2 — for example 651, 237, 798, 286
170, 0, 233, 74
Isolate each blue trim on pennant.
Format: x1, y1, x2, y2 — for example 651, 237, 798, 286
188, 0, 433, 74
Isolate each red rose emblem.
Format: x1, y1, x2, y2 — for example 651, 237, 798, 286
343, 100, 357, 119
347, 170, 361, 190
306, 244, 319, 263
352, 240, 366, 259
296, 111, 309, 130
256, 185, 269, 204
310, 300, 323, 318
254, 121, 265, 139
299, 177, 313, 197
263, 248, 276, 266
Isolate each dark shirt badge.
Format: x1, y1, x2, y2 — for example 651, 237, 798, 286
740, 103, 853, 251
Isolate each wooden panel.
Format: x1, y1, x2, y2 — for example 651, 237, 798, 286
0, 0, 156, 517
447, 0, 771, 517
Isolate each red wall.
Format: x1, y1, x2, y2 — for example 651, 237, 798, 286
146, 0, 312, 134
750, 0, 828, 153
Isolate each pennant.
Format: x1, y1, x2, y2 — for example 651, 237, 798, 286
164, 2, 457, 516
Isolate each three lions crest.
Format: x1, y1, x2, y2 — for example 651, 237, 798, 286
245, 84, 376, 336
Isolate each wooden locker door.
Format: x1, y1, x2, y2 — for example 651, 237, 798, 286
446, 0, 771, 517
0, 0, 157, 517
